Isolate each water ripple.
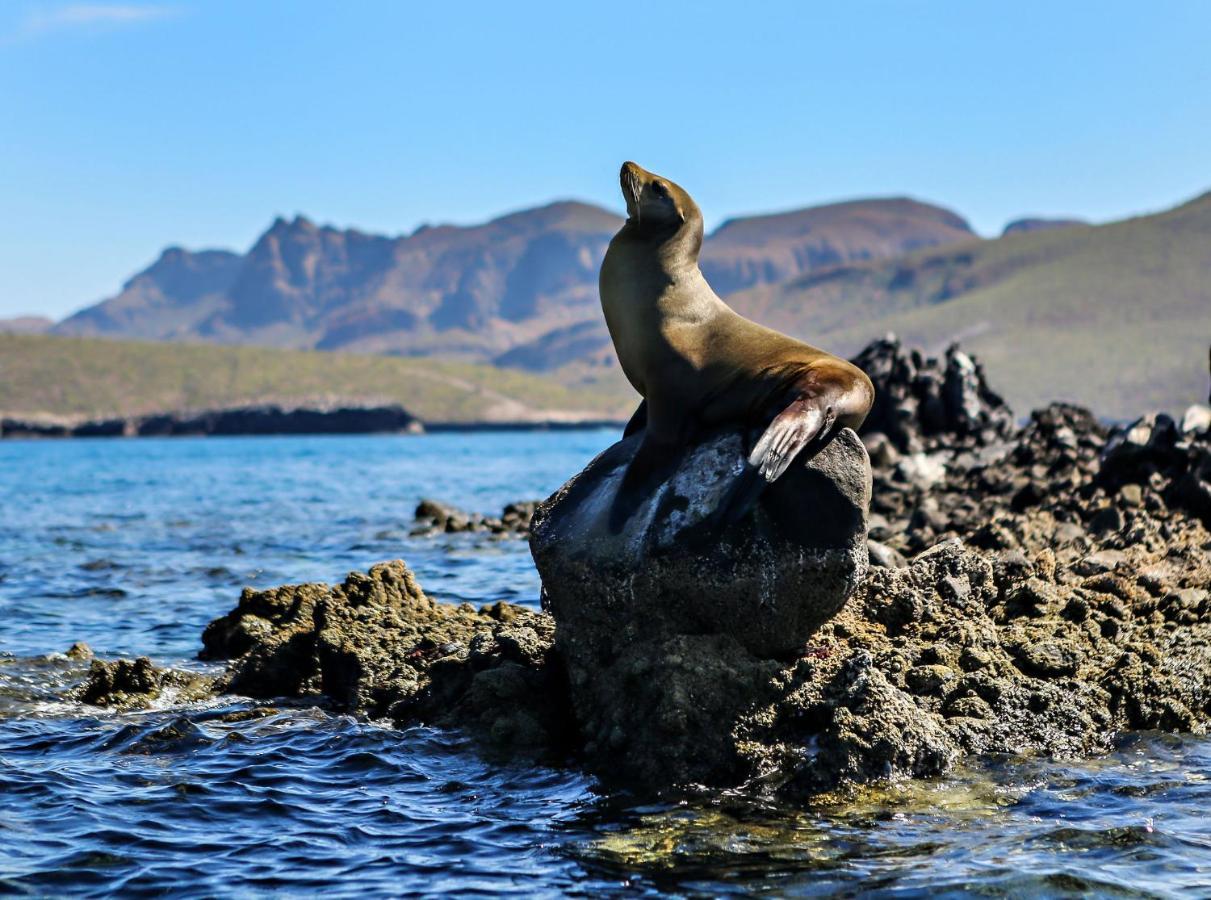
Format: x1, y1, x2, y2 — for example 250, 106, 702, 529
3, 435, 1211, 894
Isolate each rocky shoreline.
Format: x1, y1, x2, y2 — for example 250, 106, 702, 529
1, 404, 422, 438
71, 337, 1211, 800
0, 404, 626, 439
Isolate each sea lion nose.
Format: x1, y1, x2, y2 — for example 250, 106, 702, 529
621, 161, 642, 179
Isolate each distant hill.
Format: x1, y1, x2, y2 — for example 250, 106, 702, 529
702, 197, 974, 295
56, 203, 623, 360
54, 197, 975, 366
1002, 217, 1087, 236
0, 333, 632, 424
35, 188, 1211, 421
724, 192, 1211, 418
0, 316, 53, 334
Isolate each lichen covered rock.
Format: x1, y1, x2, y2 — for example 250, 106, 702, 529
736, 535, 1211, 793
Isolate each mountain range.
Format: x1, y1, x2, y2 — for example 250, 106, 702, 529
53, 197, 976, 361
42, 188, 1211, 419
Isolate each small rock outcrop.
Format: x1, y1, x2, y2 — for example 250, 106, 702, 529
1098, 411, 1211, 527
411, 499, 537, 537
529, 425, 872, 788
180, 339, 1211, 800
200, 561, 568, 752
737, 537, 1211, 793
852, 335, 1014, 453
75, 657, 214, 710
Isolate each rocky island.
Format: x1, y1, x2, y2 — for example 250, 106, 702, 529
76, 338, 1211, 800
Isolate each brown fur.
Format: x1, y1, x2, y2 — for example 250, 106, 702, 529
600, 161, 874, 497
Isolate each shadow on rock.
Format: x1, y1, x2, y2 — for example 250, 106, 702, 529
529, 424, 872, 788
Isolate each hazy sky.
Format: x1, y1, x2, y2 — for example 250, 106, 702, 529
2, 0, 1209, 320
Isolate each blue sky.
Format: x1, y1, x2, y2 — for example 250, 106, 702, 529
1, 0, 1209, 320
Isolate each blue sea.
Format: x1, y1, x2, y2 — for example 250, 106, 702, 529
3, 433, 1211, 897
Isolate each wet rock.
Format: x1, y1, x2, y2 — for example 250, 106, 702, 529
530, 425, 871, 788
203, 560, 568, 752
65, 641, 94, 661
411, 498, 538, 537
75, 657, 213, 710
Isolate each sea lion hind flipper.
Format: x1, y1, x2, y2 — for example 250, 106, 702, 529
747, 396, 836, 483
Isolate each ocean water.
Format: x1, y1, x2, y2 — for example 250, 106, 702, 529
3, 433, 1211, 897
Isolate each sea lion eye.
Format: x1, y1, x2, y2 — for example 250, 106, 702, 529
650, 182, 668, 197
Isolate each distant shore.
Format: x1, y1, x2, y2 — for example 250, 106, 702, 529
0, 404, 626, 439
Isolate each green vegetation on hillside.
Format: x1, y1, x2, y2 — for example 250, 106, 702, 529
729, 192, 1211, 419
0, 333, 635, 423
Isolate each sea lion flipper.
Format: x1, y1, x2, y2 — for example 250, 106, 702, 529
623, 400, 648, 438
608, 435, 677, 533
708, 397, 836, 529
748, 396, 836, 483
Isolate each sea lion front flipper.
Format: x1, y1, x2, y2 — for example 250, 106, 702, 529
608, 399, 691, 533
623, 400, 647, 438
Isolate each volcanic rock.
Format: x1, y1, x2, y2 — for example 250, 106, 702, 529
852, 335, 1014, 453
529, 425, 872, 787
189, 340, 1211, 800
75, 657, 214, 710
411, 499, 537, 537
201, 560, 569, 752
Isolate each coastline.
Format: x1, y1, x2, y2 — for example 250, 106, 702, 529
0, 404, 627, 439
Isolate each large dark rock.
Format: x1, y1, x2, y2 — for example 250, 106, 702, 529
852, 335, 1014, 452
529, 426, 872, 788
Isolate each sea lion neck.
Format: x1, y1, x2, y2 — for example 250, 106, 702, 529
620, 215, 704, 273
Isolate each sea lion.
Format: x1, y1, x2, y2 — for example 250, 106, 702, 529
600, 161, 874, 527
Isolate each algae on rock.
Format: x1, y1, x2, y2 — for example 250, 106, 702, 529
200, 560, 570, 752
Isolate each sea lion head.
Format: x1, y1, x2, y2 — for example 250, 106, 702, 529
619, 161, 704, 256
